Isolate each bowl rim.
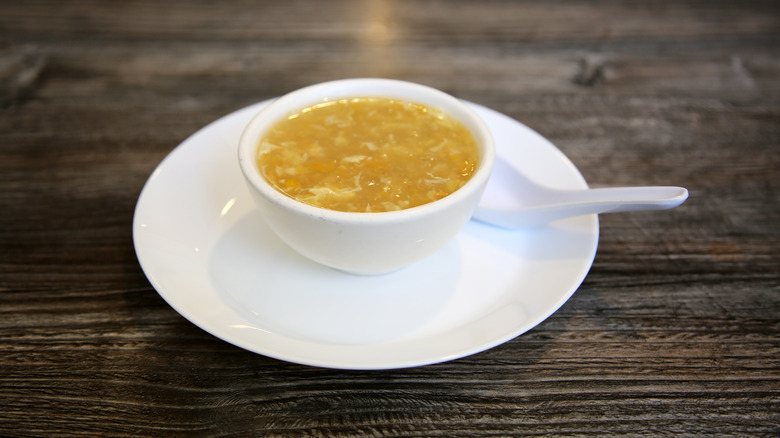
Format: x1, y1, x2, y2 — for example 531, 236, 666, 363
237, 78, 496, 225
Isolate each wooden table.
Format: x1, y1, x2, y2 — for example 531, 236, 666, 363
2, 1, 778, 436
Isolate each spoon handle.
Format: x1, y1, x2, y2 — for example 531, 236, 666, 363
474, 186, 689, 229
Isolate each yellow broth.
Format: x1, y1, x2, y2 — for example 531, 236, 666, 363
256, 97, 480, 212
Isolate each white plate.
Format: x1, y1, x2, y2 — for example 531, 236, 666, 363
133, 100, 599, 370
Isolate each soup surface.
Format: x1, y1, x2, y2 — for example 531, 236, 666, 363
256, 97, 480, 212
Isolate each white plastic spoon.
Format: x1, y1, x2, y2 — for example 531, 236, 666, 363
473, 158, 689, 229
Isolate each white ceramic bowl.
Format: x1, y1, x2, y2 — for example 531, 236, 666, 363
238, 78, 495, 275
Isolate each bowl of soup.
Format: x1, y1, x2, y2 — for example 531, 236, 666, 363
238, 78, 495, 274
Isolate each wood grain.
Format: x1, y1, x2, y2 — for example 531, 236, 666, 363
1, 0, 778, 436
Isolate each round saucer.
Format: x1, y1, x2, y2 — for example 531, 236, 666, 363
133, 100, 598, 370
